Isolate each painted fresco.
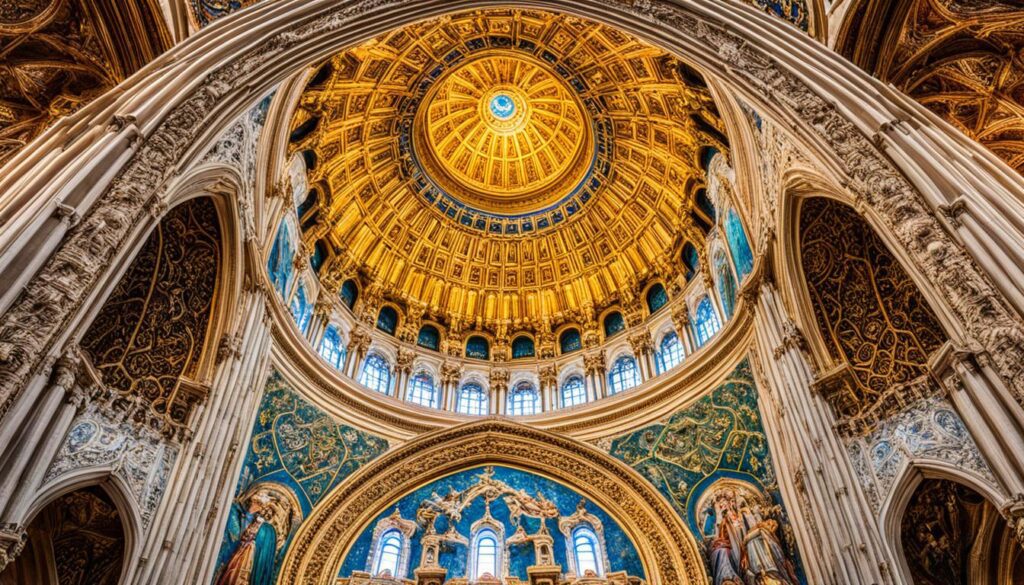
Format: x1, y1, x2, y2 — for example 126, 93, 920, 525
212, 371, 390, 585
607, 359, 806, 585
338, 465, 645, 582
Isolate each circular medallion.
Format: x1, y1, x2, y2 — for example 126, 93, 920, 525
413, 53, 595, 216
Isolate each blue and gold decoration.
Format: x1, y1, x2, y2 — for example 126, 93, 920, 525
607, 359, 806, 585
212, 371, 390, 585
338, 465, 645, 581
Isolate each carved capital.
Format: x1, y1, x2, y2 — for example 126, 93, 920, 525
628, 331, 653, 356
0, 523, 27, 573
937, 197, 968, 229
216, 333, 243, 365
538, 364, 558, 388
396, 348, 416, 374
488, 368, 510, 392
583, 351, 606, 376
50, 353, 79, 389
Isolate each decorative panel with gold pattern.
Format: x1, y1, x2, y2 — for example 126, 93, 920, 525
81, 197, 221, 428
799, 197, 947, 426
838, 0, 1024, 174
290, 9, 726, 329
0, 0, 169, 167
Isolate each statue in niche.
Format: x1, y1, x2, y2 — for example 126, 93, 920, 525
215, 483, 301, 585
697, 480, 798, 585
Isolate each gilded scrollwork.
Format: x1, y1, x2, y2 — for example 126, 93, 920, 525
79, 197, 221, 431
838, 0, 1024, 174
800, 196, 947, 428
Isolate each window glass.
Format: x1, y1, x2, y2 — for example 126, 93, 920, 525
603, 312, 625, 337
646, 283, 669, 314
339, 279, 358, 309
559, 329, 582, 354
417, 325, 441, 351
457, 384, 488, 416
376, 306, 398, 335
359, 354, 392, 394
290, 284, 312, 333
608, 356, 640, 394
561, 376, 587, 408
465, 336, 490, 360
655, 331, 684, 374
319, 326, 345, 369
511, 336, 535, 359
508, 382, 539, 416
725, 208, 754, 280
407, 372, 438, 408
475, 531, 498, 579
714, 250, 737, 319
693, 296, 721, 347
374, 531, 402, 576
573, 527, 602, 576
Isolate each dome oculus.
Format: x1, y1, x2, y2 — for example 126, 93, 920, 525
413, 54, 595, 216
489, 93, 516, 120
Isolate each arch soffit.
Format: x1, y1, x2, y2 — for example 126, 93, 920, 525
66, 164, 245, 387
773, 168, 967, 371
29, 466, 146, 585
278, 420, 707, 585
877, 458, 1010, 585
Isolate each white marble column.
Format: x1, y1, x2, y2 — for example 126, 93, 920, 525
751, 282, 894, 585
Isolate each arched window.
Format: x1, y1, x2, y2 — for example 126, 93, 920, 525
608, 356, 640, 394
319, 325, 346, 369
507, 382, 539, 416
681, 242, 700, 282
359, 353, 392, 395
559, 328, 582, 354
456, 383, 488, 416
714, 250, 737, 320
376, 306, 398, 336
725, 208, 754, 281
561, 376, 587, 408
310, 239, 328, 274
646, 283, 669, 314
372, 529, 403, 577
340, 279, 358, 310
290, 284, 313, 333
696, 188, 716, 222
465, 336, 491, 360
693, 296, 721, 347
603, 312, 625, 338
267, 220, 294, 299
417, 325, 440, 351
656, 331, 684, 374
511, 335, 535, 359
472, 528, 501, 580
407, 372, 438, 408
572, 526, 603, 577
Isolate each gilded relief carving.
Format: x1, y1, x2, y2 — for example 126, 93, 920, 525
289, 9, 724, 335
0, 0, 114, 166
80, 197, 221, 430
0, 0, 168, 167
799, 197, 947, 428
838, 0, 1024, 174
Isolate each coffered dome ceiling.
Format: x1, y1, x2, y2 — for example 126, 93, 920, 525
289, 8, 728, 329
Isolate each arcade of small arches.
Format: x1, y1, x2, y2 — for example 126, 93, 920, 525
2, 1, 1024, 585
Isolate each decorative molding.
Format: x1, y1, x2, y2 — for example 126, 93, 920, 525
278, 420, 705, 585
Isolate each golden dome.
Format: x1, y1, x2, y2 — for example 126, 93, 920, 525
289, 9, 727, 331
414, 53, 594, 215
